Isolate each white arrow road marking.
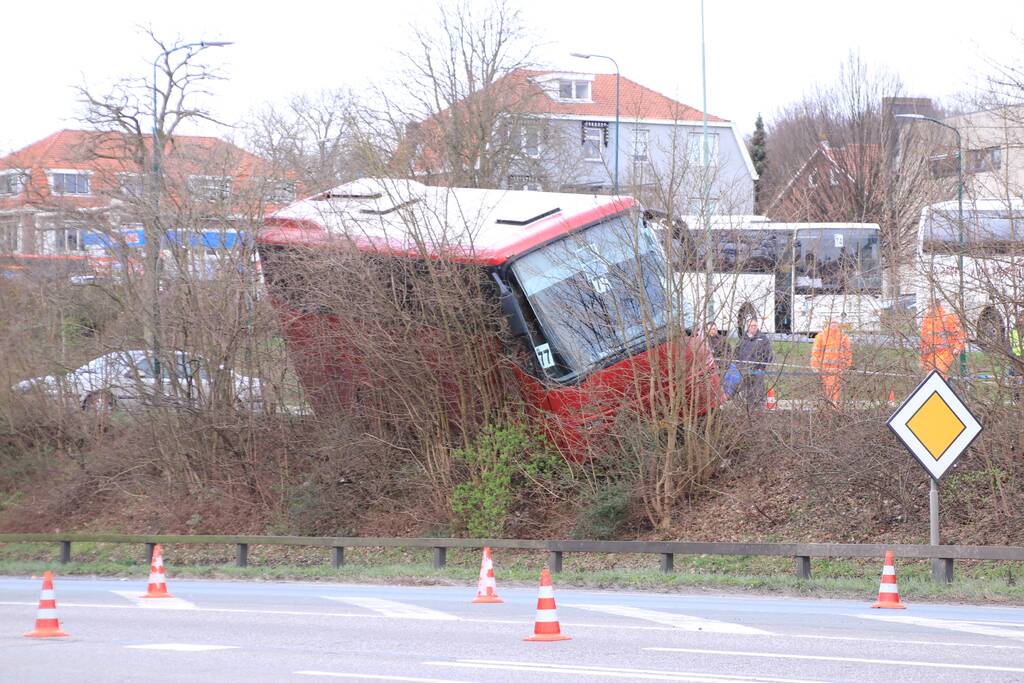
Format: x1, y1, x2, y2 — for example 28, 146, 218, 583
110, 590, 197, 610
643, 647, 1024, 674
321, 596, 459, 620
856, 614, 1024, 643
566, 604, 770, 635
297, 673, 477, 683
125, 644, 238, 652
427, 659, 828, 682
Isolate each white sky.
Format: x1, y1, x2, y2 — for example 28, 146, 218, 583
2, 0, 1021, 154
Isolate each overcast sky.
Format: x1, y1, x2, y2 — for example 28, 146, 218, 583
2, 0, 1021, 154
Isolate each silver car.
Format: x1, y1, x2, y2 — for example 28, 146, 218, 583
14, 350, 263, 411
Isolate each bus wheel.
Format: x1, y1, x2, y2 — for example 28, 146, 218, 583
977, 308, 1005, 349
83, 391, 116, 413
738, 303, 757, 336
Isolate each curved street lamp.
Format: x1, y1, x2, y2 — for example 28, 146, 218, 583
570, 52, 619, 194
149, 40, 233, 380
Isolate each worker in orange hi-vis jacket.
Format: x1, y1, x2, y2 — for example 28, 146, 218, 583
919, 301, 967, 378
811, 319, 853, 406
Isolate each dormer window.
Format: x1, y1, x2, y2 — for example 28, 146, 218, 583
50, 171, 90, 195
0, 170, 28, 196
558, 79, 591, 101
188, 175, 232, 201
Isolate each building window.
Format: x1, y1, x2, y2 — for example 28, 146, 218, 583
0, 217, 18, 253
508, 174, 542, 191
522, 123, 541, 158
929, 154, 959, 178
558, 79, 591, 101
828, 167, 841, 186
118, 173, 145, 198
807, 170, 819, 187
0, 170, 28, 196
188, 175, 232, 201
966, 147, 1002, 173
633, 128, 650, 162
687, 132, 719, 166
582, 122, 607, 161
50, 172, 90, 195
55, 225, 88, 252
268, 180, 297, 203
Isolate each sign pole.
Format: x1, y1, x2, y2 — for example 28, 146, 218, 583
929, 478, 941, 580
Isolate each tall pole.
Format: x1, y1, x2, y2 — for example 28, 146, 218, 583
149, 40, 232, 383
700, 0, 713, 325
569, 52, 619, 193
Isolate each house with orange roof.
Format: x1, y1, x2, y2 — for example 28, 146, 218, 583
0, 130, 295, 275
399, 68, 757, 215
767, 141, 883, 223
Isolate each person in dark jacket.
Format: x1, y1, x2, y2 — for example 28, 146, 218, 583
735, 319, 774, 409
705, 322, 731, 362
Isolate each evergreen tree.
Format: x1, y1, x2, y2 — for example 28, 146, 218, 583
748, 114, 768, 210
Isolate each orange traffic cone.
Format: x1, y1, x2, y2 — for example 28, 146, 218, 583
871, 550, 906, 609
141, 544, 174, 598
24, 571, 69, 638
766, 387, 777, 410
887, 389, 896, 406
472, 547, 503, 604
524, 567, 571, 642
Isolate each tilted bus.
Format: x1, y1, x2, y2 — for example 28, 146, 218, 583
257, 178, 721, 456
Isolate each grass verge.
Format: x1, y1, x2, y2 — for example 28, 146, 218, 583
2, 541, 1023, 604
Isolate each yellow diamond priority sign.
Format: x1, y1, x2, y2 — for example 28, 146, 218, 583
888, 370, 982, 481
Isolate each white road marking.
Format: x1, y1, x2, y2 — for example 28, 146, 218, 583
856, 614, 1024, 643
643, 646, 1024, 673
110, 590, 198, 610
296, 673, 477, 683
125, 643, 238, 652
566, 603, 770, 635
427, 659, 829, 682
321, 596, 459, 620
787, 632, 1024, 650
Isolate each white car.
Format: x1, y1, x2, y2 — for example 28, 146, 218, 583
14, 350, 263, 411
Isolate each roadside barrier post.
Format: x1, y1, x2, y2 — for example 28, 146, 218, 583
795, 555, 811, 579
549, 550, 563, 573
145, 542, 155, 565
59, 540, 71, 564
660, 553, 674, 572
236, 543, 249, 568
432, 546, 446, 569
332, 546, 345, 568
935, 557, 953, 584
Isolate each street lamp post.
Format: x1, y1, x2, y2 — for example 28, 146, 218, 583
896, 113, 966, 378
570, 52, 619, 194
149, 40, 232, 380
895, 112, 965, 584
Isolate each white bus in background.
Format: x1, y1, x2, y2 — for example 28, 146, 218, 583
916, 198, 1024, 343
664, 216, 884, 335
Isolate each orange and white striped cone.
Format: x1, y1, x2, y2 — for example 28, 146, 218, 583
524, 567, 571, 642
887, 389, 897, 407
871, 550, 906, 609
141, 544, 174, 598
766, 387, 777, 410
24, 571, 69, 638
472, 547, 503, 604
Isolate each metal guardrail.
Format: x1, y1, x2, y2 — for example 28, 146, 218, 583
3, 534, 1023, 584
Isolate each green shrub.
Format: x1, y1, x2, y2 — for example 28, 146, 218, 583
450, 422, 561, 537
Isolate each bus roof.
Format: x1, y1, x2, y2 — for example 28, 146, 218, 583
676, 215, 880, 232
259, 178, 636, 266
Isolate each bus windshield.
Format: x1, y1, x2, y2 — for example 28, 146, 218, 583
794, 227, 881, 294
511, 213, 668, 378
922, 207, 1024, 255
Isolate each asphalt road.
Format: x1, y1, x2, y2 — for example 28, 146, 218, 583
2, 575, 1024, 682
